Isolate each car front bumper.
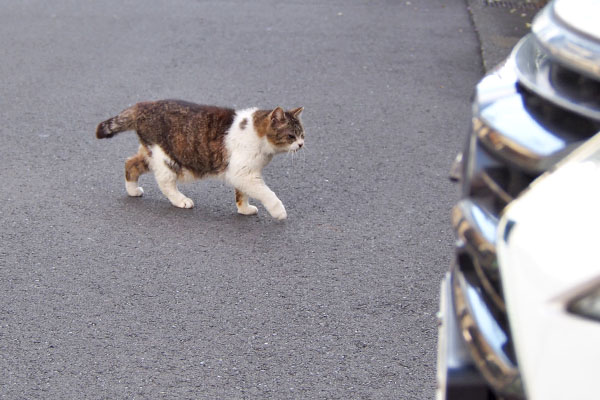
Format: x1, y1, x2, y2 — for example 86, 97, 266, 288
436, 273, 495, 400
437, 258, 524, 400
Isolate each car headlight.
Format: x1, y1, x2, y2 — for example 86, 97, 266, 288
569, 284, 600, 322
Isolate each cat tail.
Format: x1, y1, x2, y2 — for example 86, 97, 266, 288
96, 106, 138, 139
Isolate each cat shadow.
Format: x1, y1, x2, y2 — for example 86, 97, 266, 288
117, 195, 288, 228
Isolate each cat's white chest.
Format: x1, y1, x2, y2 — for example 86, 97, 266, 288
224, 108, 273, 177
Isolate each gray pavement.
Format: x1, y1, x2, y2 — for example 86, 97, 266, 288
2, 0, 491, 398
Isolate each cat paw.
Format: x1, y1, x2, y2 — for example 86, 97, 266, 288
126, 182, 144, 197
269, 202, 287, 220
237, 204, 259, 216
171, 196, 194, 209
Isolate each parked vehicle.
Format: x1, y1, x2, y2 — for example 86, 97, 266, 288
436, 0, 600, 399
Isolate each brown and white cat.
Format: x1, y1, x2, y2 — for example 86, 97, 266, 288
96, 100, 304, 219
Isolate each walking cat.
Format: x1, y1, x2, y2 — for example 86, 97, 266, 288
96, 100, 305, 220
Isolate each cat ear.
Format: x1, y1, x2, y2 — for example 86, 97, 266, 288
269, 107, 286, 125
290, 107, 304, 118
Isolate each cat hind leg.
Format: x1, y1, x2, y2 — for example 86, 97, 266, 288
125, 146, 149, 196
156, 173, 194, 209
149, 147, 194, 209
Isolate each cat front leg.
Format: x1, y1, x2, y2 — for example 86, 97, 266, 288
230, 176, 286, 220
235, 189, 258, 216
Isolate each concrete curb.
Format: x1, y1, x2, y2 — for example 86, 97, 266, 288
467, 0, 546, 71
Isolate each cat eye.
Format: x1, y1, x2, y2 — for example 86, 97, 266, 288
288, 134, 295, 140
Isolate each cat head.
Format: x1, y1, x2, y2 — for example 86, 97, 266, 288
258, 107, 305, 153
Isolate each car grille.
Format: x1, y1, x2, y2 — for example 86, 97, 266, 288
550, 64, 600, 110
450, 4, 600, 398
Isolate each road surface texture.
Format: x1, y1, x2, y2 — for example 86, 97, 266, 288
0, 1, 482, 398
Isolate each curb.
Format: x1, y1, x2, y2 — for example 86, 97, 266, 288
467, 0, 546, 71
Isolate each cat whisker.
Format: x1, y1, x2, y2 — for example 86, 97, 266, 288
302, 145, 306, 166
286, 147, 295, 168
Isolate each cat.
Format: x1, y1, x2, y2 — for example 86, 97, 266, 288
96, 100, 304, 220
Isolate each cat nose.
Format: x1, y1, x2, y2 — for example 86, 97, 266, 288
298, 142, 303, 148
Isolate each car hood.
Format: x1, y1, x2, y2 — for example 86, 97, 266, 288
554, 0, 600, 42
497, 132, 600, 400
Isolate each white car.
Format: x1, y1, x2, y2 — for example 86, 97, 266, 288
498, 133, 600, 400
436, 0, 600, 399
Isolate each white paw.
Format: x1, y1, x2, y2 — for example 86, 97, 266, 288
126, 182, 144, 197
172, 196, 194, 209
269, 201, 287, 220
238, 204, 259, 216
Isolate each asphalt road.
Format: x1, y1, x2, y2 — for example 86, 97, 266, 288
0, 1, 482, 398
